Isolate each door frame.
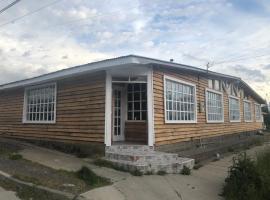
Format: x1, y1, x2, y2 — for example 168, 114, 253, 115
104, 66, 154, 147
112, 85, 126, 142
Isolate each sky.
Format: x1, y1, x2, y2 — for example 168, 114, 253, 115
0, 0, 269, 101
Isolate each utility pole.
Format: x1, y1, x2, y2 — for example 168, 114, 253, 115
206, 61, 214, 72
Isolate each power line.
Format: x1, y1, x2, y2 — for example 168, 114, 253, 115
213, 52, 270, 65
0, 0, 21, 14
0, 0, 63, 28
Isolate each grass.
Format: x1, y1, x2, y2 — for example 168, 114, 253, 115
9, 153, 23, 160
222, 149, 270, 200
0, 178, 69, 200
76, 166, 111, 187
93, 158, 115, 168
93, 158, 144, 175
13, 174, 41, 185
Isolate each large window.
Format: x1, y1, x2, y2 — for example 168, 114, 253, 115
229, 96, 240, 122
164, 76, 196, 123
23, 83, 56, 123
255, 103, 261, 122
244, 101, 252, 122
206, 89, 224, 122
127, 83, 147, 121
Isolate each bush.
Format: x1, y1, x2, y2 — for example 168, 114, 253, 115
223, 151, 270, 200
157, 170, 167, 176
130, 169, 143, 176
181, 166, 191, 175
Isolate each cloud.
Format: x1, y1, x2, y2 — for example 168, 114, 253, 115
0, 0, 269, 99
228, 65, 266, 82
263, 64, 270, 70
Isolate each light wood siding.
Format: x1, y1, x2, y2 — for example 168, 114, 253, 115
125, 121, 147, 143
0, 71, 106, 143
153, 67, 263, 146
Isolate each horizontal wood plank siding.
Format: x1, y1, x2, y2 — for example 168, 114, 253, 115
153, 66, 263, 146
124, 121, 147, 143
0, 71, 106, 143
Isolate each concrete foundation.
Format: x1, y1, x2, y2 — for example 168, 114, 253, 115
156, 131, 262, 162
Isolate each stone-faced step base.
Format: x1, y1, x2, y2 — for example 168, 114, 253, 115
105, 145, 195, 174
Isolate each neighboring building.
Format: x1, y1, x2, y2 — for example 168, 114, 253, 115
0, 55, 264, 153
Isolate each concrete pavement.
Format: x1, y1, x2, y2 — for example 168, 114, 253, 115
17, 142, 270, 200
0, 187, 20, 200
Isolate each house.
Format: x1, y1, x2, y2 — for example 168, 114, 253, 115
0, 55, 264, 172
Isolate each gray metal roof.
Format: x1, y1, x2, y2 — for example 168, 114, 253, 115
0, 54, 265, 103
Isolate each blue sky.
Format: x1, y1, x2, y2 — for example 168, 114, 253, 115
0, 0, 269, 100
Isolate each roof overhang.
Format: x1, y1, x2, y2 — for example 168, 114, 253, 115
0, 55, 265, 104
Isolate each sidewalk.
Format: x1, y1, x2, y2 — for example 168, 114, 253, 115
0, 186, 20, 200
17, 141, 270, 200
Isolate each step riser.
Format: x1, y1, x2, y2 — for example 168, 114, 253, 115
107, 159, 195, 174
105, 152, 179, 163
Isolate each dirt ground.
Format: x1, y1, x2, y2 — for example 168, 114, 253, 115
0, 140, 93, 195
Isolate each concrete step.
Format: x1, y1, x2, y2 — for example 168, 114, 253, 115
106, 145, 154, 153
105, 145, 195, 174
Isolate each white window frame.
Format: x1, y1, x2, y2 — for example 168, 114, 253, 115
23, 82, 57, 124
126, 83, 147, 122
254, 103, 262, 122
243, 100, 252, 122
205, 88, 224, 123
229, 95, 241, 122
164, 75, 197, 124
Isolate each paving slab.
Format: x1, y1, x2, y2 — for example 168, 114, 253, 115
81, 185, 125, 200
0, 187, 20, 200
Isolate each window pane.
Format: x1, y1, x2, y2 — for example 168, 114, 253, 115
127, 83, 147, 121
165, 79, 196, 122
207, 91, 223, 122
25, 84, 56, 122
244, 102, 252, 121
229, 98, 240, 121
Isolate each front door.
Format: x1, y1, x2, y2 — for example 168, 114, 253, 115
112, 86, 125, 142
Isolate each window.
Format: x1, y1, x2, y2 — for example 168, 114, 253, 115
23, 83, 56, 123
206, 89, 224, 122
255, 104, 261, 122
208, 79, 221, 91
127, 83, 147, 121
244, 101, 252, 122
164, 76, 196, 123
229, 96, 240, 122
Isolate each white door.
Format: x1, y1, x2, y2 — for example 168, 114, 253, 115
112, 86, 125, 141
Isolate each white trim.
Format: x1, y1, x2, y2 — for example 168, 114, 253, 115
243, 100, 253, 122
205, 88, 224, 123
147, 67, 154, 147
229, 95, 241, 123
254, 103, 262, 122
163, 75, 197, 124
0, 55, 241, 91
22, 82, 57, 124
112, 86, 125, 142
105, 72, 112, 146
